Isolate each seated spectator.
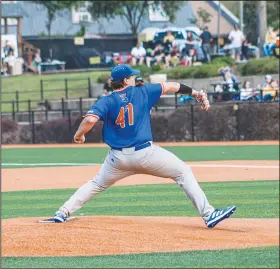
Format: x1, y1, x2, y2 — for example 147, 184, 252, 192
166, 45, 181, 67
112, 53, 123, 66
240, 81, 261, 101
262, 74, 279, 101
263, 26, 277, 56
3, 50, 16, 75
241, 35, 251, 61
130, 43, 146, 66
3, 41, 14, 58
103, 77, 113, 93
146, 43, 165, 68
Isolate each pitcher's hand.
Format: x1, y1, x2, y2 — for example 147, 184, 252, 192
74, 134, 85, 144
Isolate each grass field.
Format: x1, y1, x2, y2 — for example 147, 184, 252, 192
2, 145, 279, 168
3, 247, 279, 268
1, 71, 104, 112
2, 144, 279, 268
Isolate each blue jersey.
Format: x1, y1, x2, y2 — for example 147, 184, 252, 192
85, 83, 163, 148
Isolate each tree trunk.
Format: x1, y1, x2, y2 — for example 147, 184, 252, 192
256, 1, 267, 57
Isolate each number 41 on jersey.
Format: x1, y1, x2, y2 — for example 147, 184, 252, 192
115, 103, 134, 128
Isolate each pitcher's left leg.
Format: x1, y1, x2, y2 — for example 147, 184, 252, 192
137, 145, 214, 219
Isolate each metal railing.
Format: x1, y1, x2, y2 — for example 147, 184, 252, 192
1, 77, 93, 112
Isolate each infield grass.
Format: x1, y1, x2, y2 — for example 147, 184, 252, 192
2, 181, 279, 219
2, 247, 279, 268
2, 145, 279, 168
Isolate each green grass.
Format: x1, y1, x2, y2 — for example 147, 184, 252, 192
1, 71, 104, 112
2, 145, 279, 168
2, 181, 279, 219
2, 247, 279, 268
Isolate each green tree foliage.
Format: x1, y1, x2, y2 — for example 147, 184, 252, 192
33, 1, 77, 37
86, 1, 183, 37
222, 1, 279, 44
197, 7, 212, 28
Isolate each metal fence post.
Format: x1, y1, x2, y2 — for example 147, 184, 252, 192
15, 91, 19, 112
28, 99, 31, 123
68, 109, 72, 134
40, 80, 44, 100
12, 101, 15, 120
45, 109, 48, 121
31, 111, 35, 144
190, 104, 195, 142
175, 92, 178, 108
79, 97, 83, 116
61, 98, 65, 117
88, 77, 92, 98
236, 103, 241, 141
65, 78, 68, 99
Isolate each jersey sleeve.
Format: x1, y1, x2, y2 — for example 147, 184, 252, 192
145, 83, 163, 109
84, 97, 108, 121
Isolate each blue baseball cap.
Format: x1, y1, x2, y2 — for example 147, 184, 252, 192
110, 64, 140, 82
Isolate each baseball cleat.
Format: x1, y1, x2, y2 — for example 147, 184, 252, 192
39, 211, 75, 223
205, 206, 236, 228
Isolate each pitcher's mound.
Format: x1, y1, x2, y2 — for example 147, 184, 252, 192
2, 216, 279, 257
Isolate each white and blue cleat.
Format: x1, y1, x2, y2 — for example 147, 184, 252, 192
39, 211, 76, 223
205, 206, 236, 228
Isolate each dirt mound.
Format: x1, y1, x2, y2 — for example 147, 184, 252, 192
2, 216, 278, 257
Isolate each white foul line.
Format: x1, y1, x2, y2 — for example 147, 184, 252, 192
1, 163, 279, 169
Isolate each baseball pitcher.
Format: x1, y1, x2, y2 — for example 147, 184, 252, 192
46, 64, 236, 228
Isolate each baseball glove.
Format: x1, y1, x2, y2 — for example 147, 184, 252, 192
196, 89, 210, 111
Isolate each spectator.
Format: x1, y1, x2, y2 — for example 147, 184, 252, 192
241, 35, 251, 61
103, 77, 113, 93
263, 26, 277, 56
240, 81, 261, 101
200, 26, 213, 63
3, 41, 14, 58
33, 50, 42, 75
167, 45, 181, 67
163, 30, 175, 44
228, 24, 244, 61
130, 43, 146, 66
146, 43, 165, 68
262, 74, 279, 101
163, 30, 175, 54
3, 50, 16, 75
135, 77, 145, 86
184, 32, 196, 66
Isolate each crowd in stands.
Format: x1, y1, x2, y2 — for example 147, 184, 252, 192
128, 29, 210, 69
213, 69, 279, 102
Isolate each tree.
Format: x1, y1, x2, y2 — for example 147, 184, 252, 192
196, 7, 212, 28
33, 1, 76, 38
256, 1, 267, 56
222, 1, 279, 44
86, 1, 183, 37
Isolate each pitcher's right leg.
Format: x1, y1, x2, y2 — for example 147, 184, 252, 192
55, 151, 134, 221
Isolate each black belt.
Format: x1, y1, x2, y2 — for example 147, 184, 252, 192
111, 142, 151, 152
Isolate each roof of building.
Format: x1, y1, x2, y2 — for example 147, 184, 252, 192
1, 2, 28, 18
209, 1, 239, 26
1, 1, 239, 37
